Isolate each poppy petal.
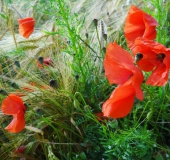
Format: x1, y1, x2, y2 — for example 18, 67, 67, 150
136, 59, 156, 72
19, 23, 34, 38
1, 94, 26, 115
146, 63, 169, 86
133, 37, 167, 53
20, 27, 34, 38
104, 58, 132, 84
104, 42, 134, 84
18, 17, 34, 24
124, 5, 158, 49
36, 61, 43, 68
18, 17, 34, 38
161, 49, 170, 69
102, 83, 135, 118
14, 145, 26, 153
131, 73, 144, 100
105, 42, 134, 66
5, 110, 25, 133
44, 58, 53, 66
104, 42, 144, 100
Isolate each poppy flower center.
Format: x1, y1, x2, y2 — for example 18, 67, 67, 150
135, 53, 143, 62
156, 53, 166, 62
38, 56, 44, 65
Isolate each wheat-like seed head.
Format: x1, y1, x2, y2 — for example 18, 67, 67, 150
70, 0, 144, 39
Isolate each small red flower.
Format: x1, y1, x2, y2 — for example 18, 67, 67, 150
1, 94, 26, 133
14, 145, 26, 153
18, 17, 34, 38
44, 58, 53, 65
102, 42, 144, 118
124, 5, 158, 49
36, 57, 53, 69
132, 37, 170, 86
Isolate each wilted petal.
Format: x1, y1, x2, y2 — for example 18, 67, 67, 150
44, 58, 53, 66
14, 145, 26, 153
5, 110, 25, 133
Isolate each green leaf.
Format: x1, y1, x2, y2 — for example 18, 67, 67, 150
0, 13, 8, 20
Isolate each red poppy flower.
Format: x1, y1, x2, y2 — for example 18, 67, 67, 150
124, 5, 158, 49
102, 42, 144, 118
18, 17, 34, 38
132, 37, 170, 86
36, 57, 53, 69
1, 94, 26, 133
14, 145, 26, 153
44, 58, 53, 66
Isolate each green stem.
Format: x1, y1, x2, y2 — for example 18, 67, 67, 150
57, 0, 87, 83
6, 7, 18, 49
57, 0, 77, 54
95, 26, 103, 56
142, 85, 154, 127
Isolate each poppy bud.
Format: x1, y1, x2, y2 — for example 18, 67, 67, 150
85, 33, 89, 39
75, 75, 79, 80
0, 89, 8, 96
14, 61, 21, 68
11, 82, 20, 89
147, 111, 153, 120
38, 56, 44, 65
14, 145, 26, 153
94, 57, 97, 62
156, 53, 166, 62
93, 19, 98, 27
102, 47, 106, 53
67, 40, 71, 45
73, 99, 80, 108
108, 119, 118, 129
103, 33, 107, 41
23, 103, 28, 109
36, 108, 43, 116
84, 105, 91, 111
49, 79, 58, 88
135, 53, 143, 62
